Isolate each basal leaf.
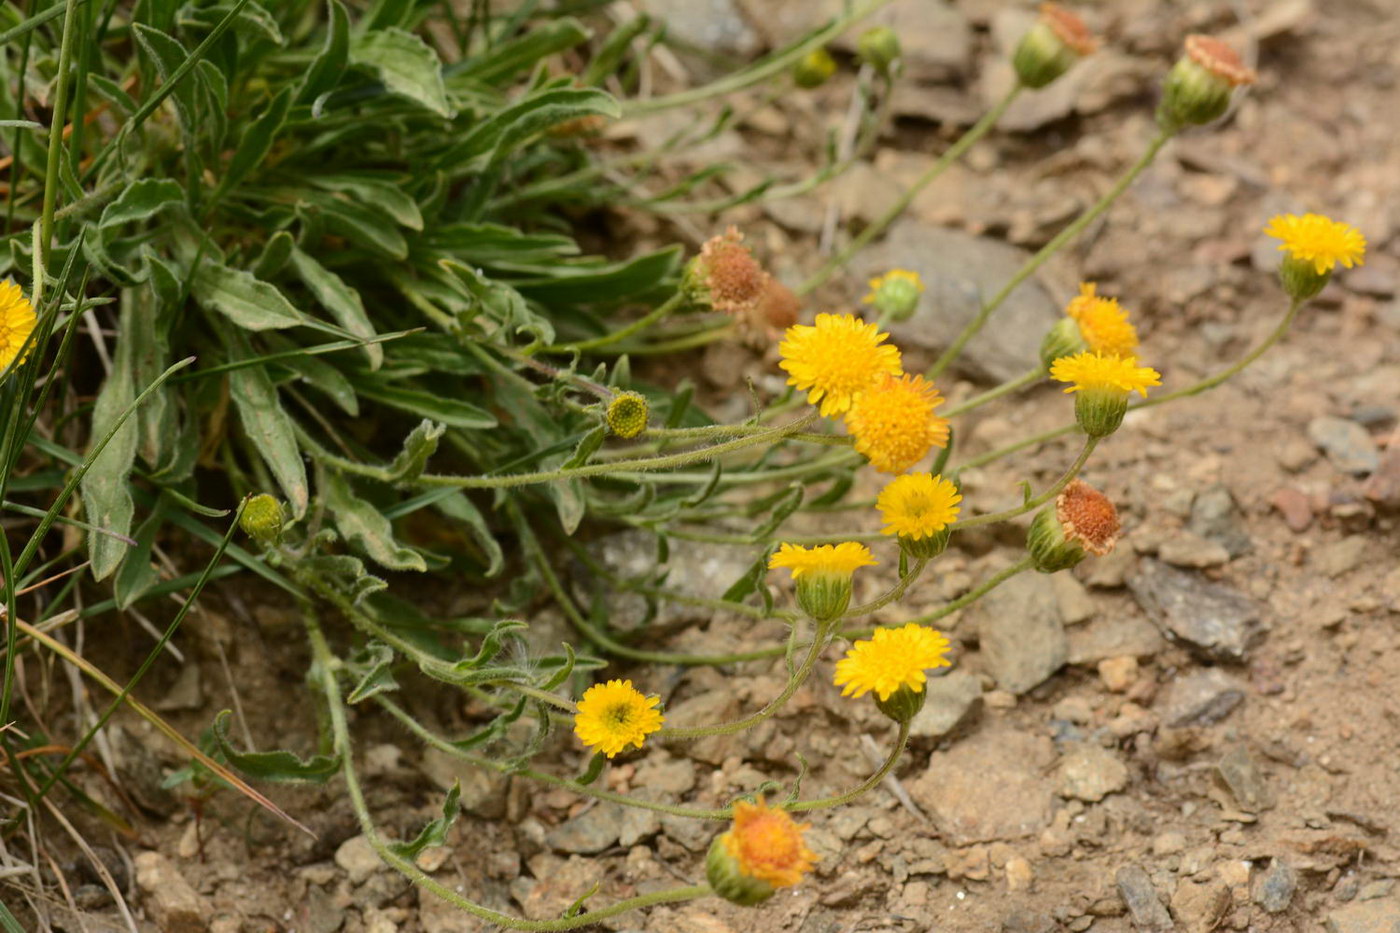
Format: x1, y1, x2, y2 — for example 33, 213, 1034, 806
217, 86, 291, 198
82, 292, 141, 580
98, 178, 185, 229
431, 492, 504, 577
288, 247, 381, 369
350, 27, 453, 118
356, 381, 496, 429
211, 710, 340, 783
297, 0, 350, 104
325, 470, 427, 572
193, 261, 304, 330
227, 340, 309, 516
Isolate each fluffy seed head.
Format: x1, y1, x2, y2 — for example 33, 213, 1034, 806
1055, 479, 1121, 556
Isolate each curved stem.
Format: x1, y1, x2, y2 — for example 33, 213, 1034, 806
927, 129, 1175, 380
903, 556, 1034, 627
787, 721, 909, 812
843, 559, 928, 617
955, 436, 1098, 530
305, 615, 709, 929
552, 293, 685, 353
942, 366, 1046, 418
38, 0, 81, 277
610, 321, 737, 356
798, 83, 1023, 297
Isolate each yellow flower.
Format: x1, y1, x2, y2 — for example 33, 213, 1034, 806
1050, 352, 1160, 398
862, 269, 925, 305
1265, 213, 1366, 275
877, 473, 961, 540
720, 797, 817, 889
834, 623, 952, 701
845, 372, 950, 474
573, 680, 664, 759
767, 542, 876, 580
0, 280, 37, 372
779, 313, 902, 417
1065, 283, 1138, 357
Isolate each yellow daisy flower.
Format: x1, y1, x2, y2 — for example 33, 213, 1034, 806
1264, 213, 1366, 275
1065, 282, 1138, 357
1050, 352, 1160, 398
767, 542, 876, 580
779, 313, 902, 417
0, 280, 37, 372
573, 680, 664, 759
834, 623, 952, 701
876, 473, 961, 540
845, 372, 950, 474
720, 797, 817, 889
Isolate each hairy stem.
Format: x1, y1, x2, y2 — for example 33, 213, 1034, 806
942, 366, 1046, 418
788, 720, 909, 812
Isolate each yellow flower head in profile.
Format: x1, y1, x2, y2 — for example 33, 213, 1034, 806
767, 542, 876, 581
877, 473, 961, 541
845, 372, 950, 474
573, 680, 664, 759
720, 797, 817, 889
1050, 352, 1161, 398
779, 313, 902, 417
0, 280, 37, 372
1264, 213, 1367, 275
834, 623, 952, 701
1065, 283, 1138, 357
862, 269, 925, 305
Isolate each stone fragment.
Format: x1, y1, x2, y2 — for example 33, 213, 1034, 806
974, 573, 1068, 694
1098, 656, 1139, 693
1215, 744, 1274, 812
1116, 865, 1174, 932
1158, 533, 1231, 569
1326, 898, 1400, 933
1129, 559, 1265, 662
1308, 416, 1381, 475
1272, 487, 1314, 532
908, 668, 983, 739
910, 726, 1055, 846
1057, 745, 1128, 802
1053, 572, 1096, 624
135, 852, 208, 933
1157, 668, 1245, 727
858, 221, 1059, 382
1171, 880, 1231, 932
1314, 536, 1369, 579
1363, 426, 1400, 507
419, 750, 510, 820
546, 802, 660, 854
1005, 857, 1035, 892
1083, 547, 1135, 588
1253, 858, 1298, 914
1002, 909, 1057, 933
1188, 484, 1251, 557
335, 835, 383, 885
1067, 614, 1165, 665
645, 0, 760, 56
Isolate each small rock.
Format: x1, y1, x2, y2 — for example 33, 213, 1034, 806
945, 845, 991, 881
1308, 416, 1381, 475
1057, 745, 1128, 802
155, 663, 204, 711
910, 726, 1055, 845
1116, 864, 1174, 932
1052, 696, 1094, 725
1277, 435, 1319, 472
1098, 656, 1139, 693
1363, 426, 1400, 507
631, 755, 697, 797
1053, 573, 1096, 624
335, 835, 383, 885
1188, 485, 1251, 557
1215, 744, 1273, 812
1313, 536, 1369, 578
1151, 831, 1187, 856
1067, 614, 1165, 665
1083, 547, 1135, 588
1158, 532, 1231, 569
1360, 881, 1398, 902
135, 852, 208, 933
1157, 668, 1245, 727
1326, 898, 1400, 933
1171, 879, 1231, 932
644, 0, 761, 56
1006, 857, 1035, 892
1003, 909, 1058, 933
974, 573, 1068, 694
1272, 487, 1314, 532
1130, 559, 1265, 663
1253, 858, 1298, 914
419, 750, 510, 820
908, 668, 983, 740
546, 803, 657, 854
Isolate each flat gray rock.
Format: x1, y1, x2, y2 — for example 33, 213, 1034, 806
1115, 864, 1174, 931
910, 726, 1055, 845
908, 668, 983, 739
1157, 668, 1246, 728
973, 572, 1068, 694
1129, 559, 1264, 662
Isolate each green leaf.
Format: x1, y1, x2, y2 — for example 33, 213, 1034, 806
346, 643, 399, 704
356, 381, 495, 430
211, 710, 340, 784
193, 261, 304, 330
561, 426, 604, 470
350, 28, 453, 118
325, 471, 426, 572
512, 245, 681, 305
424, 223, 577, 265
132, 25, 201, 136
217, 86, 291, 198
439, 259, 554, 345
431, 492, 504, 577
454, 19, 589, 85
307, 173, 423, 231
441, 87, 617, 168
252, 230, 295, 279
304, 191, 409, 259
228, 342, 309, 516
114, 500, 166, 610
386, 419, 444, 483
272, 344, 359, 415
288, 247, 381, 368
297, 0, 350, 105
548, 478, 585, 536
388, 781, 461, 860
98, 178, 185, 229
721, 553, 769, 606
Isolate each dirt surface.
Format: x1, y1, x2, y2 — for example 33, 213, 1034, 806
13, 0, 1400, 930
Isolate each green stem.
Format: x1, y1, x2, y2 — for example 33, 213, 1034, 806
942, 366, 1046, 418
788, 721, 909, 812
902, 556, 1034, 627
37, 0, 82, 281
955, 436, 1098, 530
798, 83, 1023, 297
304, 613, 710, 928
617, 321, 737, 356
552, 293, 685, 353
844, 559, 928, 617
927, 129, 1175, 379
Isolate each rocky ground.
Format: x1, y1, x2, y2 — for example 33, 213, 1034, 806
13, 0, 1400, 930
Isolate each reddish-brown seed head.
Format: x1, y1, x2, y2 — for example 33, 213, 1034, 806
1184, 35, 1256, 86
1055, 480, 1121, 556
1040, 3, 1098, 56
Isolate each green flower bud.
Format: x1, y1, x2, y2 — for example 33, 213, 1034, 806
1073, 386, 1129, 438
606, 391, 649, 439
794, 48, 837, 89
862, 269, 924, 322
899, 527, 950, 561
857, 26, 901, 77
1157, 35, 1255, 132
874, 683, 927, 724
1012, 4, 1097, 90
240, 494, 285, 545
1278, 255, 1331, 302
1027, 480, 1120, 573
1040, 317, 1090, 369
706, 835, 776, 907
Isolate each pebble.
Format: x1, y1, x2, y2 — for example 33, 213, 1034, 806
1083, 547, 1135, 588
1006, 857, 1035, 892
1215, 744, 1273, 812
1157, 668, 1246, 727
1171, 879, 1231, 932
547, 803, 660, 854
1271, 486, 1315, 532
1158, 532, 1232, 569
1308, 416, 1382, 475
1053, 572, 1097, 624
910, 726, 1055, 846
974, 573, 1069, 694
135, 852, 208, 933
1098, 656, 1139, 693
1188, 484, 1252, 558
1067, 614, 1166, 665
1313, 535, 1369, 578
1115, 864, 1174, 931
1152, 831, 1187, 856
1253, 858, 1298, 914
909, 668, 983, 740
644, 0, 761, 56
335, 835, 383, 885
1363, 425, 1400, 506
1277, 436, 1320, 472
1129, 559, 1265, 663
1057, 745, 1129, 802
1326, 898, 1400, 933
1002, 909, 1058, 933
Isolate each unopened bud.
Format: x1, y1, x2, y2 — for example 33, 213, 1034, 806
863, 269, 924, 322
794, 48, 837, 89
1040, 317, 1090, 369
1013, 4, 1097, 89
874, 683, 927, 724
606, 392, 649, 439
240, 494, 286, 545
858, 27, 901, 77
1158, 35, 1256, 132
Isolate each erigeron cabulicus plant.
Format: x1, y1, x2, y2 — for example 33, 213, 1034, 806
0, 1, 1370, 927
